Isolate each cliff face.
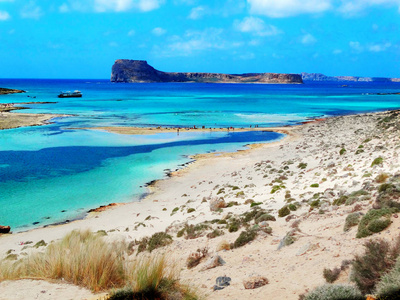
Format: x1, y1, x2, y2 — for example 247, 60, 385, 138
301, 72, 400, 82
0, 88, 25, 95
111, 60, 303, 84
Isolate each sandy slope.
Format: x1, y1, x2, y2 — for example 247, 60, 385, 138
1, 110, 400, 299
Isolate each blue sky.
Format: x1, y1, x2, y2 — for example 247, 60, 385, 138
0, 0, 400, 79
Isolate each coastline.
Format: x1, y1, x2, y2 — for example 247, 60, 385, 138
0, 103, 65, 130
2, 108, 400, 298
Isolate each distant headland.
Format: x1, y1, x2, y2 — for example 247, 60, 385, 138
0, 88, 25, 95
301, 72, 400, 82
110, 60, 303, 84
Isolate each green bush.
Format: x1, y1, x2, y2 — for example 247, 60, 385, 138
250, 202, 262, 207
333, 196, 348, 206
278, 205, 290, 218
147, 232, 173, 252
339, 148, 346, 155
187, 208, 195, 213
376, 256, 400, 298
304, 284, 363, 300
356, 208, 393, 238
233, 229, 257, 248
310, 183, 319, 188
352, 238, 400, 294
298, 162, 308, 169
255, 213, 276, 223
371, 157, 384, 167
323, 267, 341, 283
344, 213, 361, 232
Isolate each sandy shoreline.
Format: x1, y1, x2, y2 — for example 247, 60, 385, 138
1, 109, 400, 299
0, 103, 65, 130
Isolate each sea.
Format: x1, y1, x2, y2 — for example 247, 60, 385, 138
1, 79, 400, 232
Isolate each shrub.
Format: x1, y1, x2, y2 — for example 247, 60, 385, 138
376, 173, 389, 183
371, 157, 384, 167
339, 148, 346, 155
304, 284, 363, 300
323, 267, 341, 283
140, 232, 173, 252
228, 219, 240, 233
216, 240, 230, 251
278, 205, 290, 218
186, 247, 208, 269
351, 237, 400, 294
187, 208, 195, 213
288, 204, 297, 211
255, 213, 276, 223
376, 256, 400, 298
250, 202, 262, 207
343, 213, 361, 232
356, 208, 393, 238
206, 229, 224, 239
111, 255, 198, 300
298, 162, 308, 169
333, 196, 348, 206
310, 183, 319, 188
233, 229, 257, 248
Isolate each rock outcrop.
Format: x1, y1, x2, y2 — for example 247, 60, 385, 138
0, 88, 25, 95
301, 72, 400, 82
111, 60, 303, 84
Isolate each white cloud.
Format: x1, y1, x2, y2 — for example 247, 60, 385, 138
20, 1, 44, 19
0, 10, 10, 21
59, 0, 163, 13
349, 41, 364, 52
247, 0, 332, 17
369, 42, 391, 52
338, 0, 400, 15
188, 6, 207, 19
160, 28, 240, 56
235, 17, 282, 36
152, 27, 166, 36
301, 33, 317, 45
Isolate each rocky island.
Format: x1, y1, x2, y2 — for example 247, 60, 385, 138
301, 72, 400, 82
0, 88, 25, 95
111, 60, 303, 84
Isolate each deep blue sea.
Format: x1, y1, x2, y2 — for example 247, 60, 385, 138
1, 79, 400, 232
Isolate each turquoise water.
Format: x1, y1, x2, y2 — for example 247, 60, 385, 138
1, 79, 400, 231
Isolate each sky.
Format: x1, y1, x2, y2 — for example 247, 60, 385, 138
0, 0, 400, 79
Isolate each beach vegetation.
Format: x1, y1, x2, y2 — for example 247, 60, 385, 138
375, 173, 389, 183
232, 229, 257, 249
110, 254, 199, 300
187, 208, 195, 213
171, 207, 179, 216
206, 229, 224, 239
186, 247, 208, 269
271, 184, 285, 194
250, 201, 262, 207
333, 195, 349, 206
178, 224, 210, 240
227, 201, 239, 207
228, 219, 240, 232
310, 183, 319, 188
371, 157, 384, 167
375, 256, 400, 298
323, 267, 341, 283
278, 229, 297, 249
236, 191, 245, 197
33, 240, 47, 248
355, 149, 364, 155
244, 199, 254, 204
351, 237, 400, 294
362, 172, 372, 177
356, 208, 393, 238
231, 186, 240, 190
339, 148, 346, 155
310, 199, 320, 208
363, 138, 372, 143
343, 213, 361, 232
217, 188, 225, 195
217, 240, 230, 251
297, 162, 308, 169
255, 213, 276, 223
278, 205, 290, 217
303, 284, 363, 300
288, 203, 298, 211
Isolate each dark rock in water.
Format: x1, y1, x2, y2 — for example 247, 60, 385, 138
32, 222, 40, 225
61, 210, 66, 213
0, 225, 11, 234
111, 60, 303, 84
213, 276, 231, 291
